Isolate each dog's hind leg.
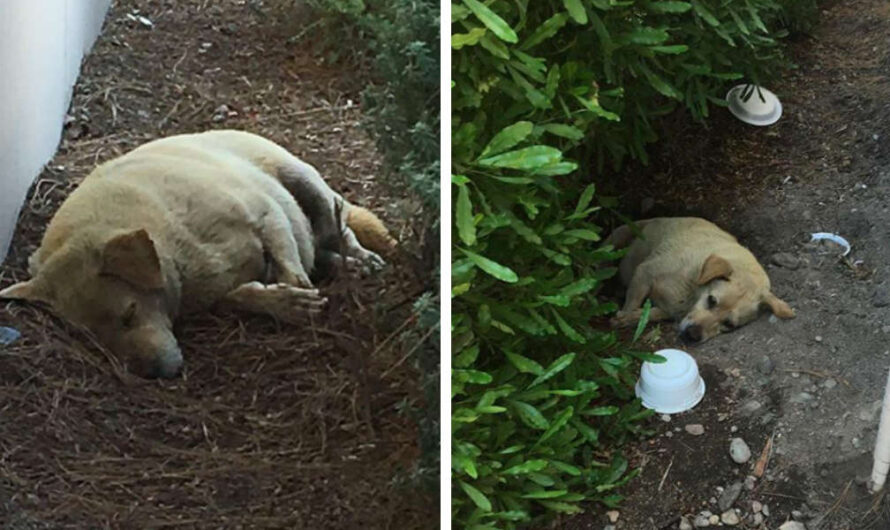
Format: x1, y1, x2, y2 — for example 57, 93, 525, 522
610, 263, 668, 327
222, 281, 327, 324
258, 202, 315, 289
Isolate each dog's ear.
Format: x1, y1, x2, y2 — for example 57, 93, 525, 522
697, 254, 733, 285
761, 292, 794, 319
0, 279, 53, 305
101, 229, 164, 290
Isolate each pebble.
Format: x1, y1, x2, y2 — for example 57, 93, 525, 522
685, 424, 705, 436
762, 504, 770, 516
744, 476, 757, 490
739, 400, 763, 416
873, 285, 890, 308
718, 482, 743, 511
789, 392, 814, 404
606, 510, 619, 523
771, 252, 801, 270
823, 378, 837, 389
752, 500, 763, 513
604, 526, 615, 530
758, 355, 775, 375
679, 516, 693, 530
693, 514, 710, 527
815, 335, 823, 342
720, 510, 740, 526
779, 522, 806, 530
753, 513, 764, 525
730, 438, 752, 464
730, 425, 738, 433
661, 414, 672, 422
708, 515, 719, 525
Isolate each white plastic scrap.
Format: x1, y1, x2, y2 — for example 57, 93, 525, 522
810, 232, 851, 256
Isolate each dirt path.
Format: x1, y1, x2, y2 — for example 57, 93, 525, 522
567, 1, 890, 529
0, 1, 433, 528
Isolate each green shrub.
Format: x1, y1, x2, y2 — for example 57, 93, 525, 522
285, 0, 441, 494
452, 0, 815, 528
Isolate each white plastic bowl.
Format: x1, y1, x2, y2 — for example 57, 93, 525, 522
635, 349, 705, 414
726, 84, 782, 126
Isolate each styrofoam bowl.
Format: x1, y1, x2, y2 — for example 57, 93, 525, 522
635, 349, 705, 414
726, 84, 782, 126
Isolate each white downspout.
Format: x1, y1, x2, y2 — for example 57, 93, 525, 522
870, 365, 890, 492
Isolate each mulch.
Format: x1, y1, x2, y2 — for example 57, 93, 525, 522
0, 1, 436, 528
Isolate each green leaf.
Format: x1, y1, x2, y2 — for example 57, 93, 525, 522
452, 27, 487, 49
512, 401, 550, 430
480, 121, 533, 158
521, 13, 569, 49
538, 406, 573, 443
626, 27, 670, 45
633, 299, 652, 343
562, 229, 601, 241
563, 0, 587, 24
456, 184, 476, 246
573, 184, 596, 215
559, 278, 599, 297
646, 1, 692, 13
459, 480, 492, 511
478, 146, 563, 170
455, 345, 480, 368
651, 44, 689, 54
462, 0, 518, 43
537, 500, 582, 514
461, 249, 519, 283
638, 62, 682, 100
691, 0, 720, 26
583, 406, 619, 416
551, 309, 587, 343
503, 459, 549, 474
529, 353, 576, 388
522, 489, 569, 499
505, 352, 544, 375
542, 123, 585, 141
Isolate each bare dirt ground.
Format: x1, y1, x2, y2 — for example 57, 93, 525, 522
566, 0, 890, 529
0, 1, 436, 528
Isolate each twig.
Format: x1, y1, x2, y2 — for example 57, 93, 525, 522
657, 457, 674, 492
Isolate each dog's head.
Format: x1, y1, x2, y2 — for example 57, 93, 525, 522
678, 254, 794, 343
0, 229, 182, 378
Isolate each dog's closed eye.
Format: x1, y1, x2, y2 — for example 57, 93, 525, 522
722, 319, 735, 329
707, 295, 717, 309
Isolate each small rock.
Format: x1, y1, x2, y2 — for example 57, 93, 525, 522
708, 515, 719, 525
719, 482, 743, 511
762, 504, 770, 516
730, 439, 752, 464
661, 414, 672, 422
771, 252, 801, 270
858, 400, 883, 422
792, 510, 803, 519
815, 335, 823, 342
789, 392, 814, 404
739, 400, 763, 416
603, 526, 615, 530
693, 514, 710, 527
753, 513, 764, 525
730, 425, 738, 433
758, 356, 775, 375
744, 476, 757, 490
606, 510, 619, 523
823, 378, 837, 389
752, 500, 763, 513
665, 431, 674, 438
873, 286, 890, 308
778, 522, 806, 530
721, 510, 740, 526
685, 424, 705, 436
679, 516, 693, 530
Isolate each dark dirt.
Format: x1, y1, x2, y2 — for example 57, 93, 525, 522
565, 0, 890, 529
0, 1, 436, 528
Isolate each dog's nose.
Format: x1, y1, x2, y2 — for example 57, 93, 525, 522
681, 324, 703, 343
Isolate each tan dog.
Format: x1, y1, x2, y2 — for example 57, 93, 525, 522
0, 130, 396, 378
607, 217, 793, 343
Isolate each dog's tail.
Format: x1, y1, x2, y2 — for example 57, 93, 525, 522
346, 205, 398, 257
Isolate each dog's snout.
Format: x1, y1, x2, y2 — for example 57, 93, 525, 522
681, 324, 703, 343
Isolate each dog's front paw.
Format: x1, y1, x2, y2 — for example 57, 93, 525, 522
353, 250, 386, 276
609, 310, 637, 328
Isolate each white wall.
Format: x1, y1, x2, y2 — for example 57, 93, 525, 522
0, 0, 111, 261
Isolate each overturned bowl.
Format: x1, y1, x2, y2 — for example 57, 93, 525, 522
635, 349, 705, 414
726, 84, 782, 126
